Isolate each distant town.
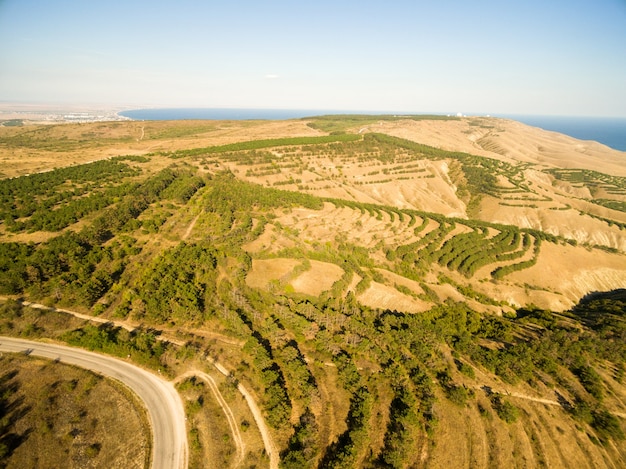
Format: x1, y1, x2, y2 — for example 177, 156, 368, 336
0, 104, 131, 125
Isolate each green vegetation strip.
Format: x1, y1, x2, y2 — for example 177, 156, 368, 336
163, 134, 362, 158
305, 114, 459, 133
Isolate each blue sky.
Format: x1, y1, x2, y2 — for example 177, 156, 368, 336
1, 0, 625, 116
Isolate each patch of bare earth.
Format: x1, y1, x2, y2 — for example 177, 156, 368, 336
497, 242, 626, 310
379, 117, 626, 177
246, 259, 344, 297
357, 281, 430, 313
290, 261, 344, 296
245, 259, 301, 290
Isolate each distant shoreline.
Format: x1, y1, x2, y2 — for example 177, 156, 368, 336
497, 114, 626, 151
117, 107, 355, 121
119, 108, 626, 151
2, 104, 624, 151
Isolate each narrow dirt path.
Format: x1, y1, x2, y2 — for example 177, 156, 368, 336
472, 383, 626, 419
472, 384, 562, 406
176, 370, 245, 467
137, 126, 145, 142
210, 360, 279, 469
15, 298, 242, 348
507, 390, 561, 406
14, 299, 186, 346
183, 213, 200, 240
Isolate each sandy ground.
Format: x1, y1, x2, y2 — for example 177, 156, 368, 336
246, 258, 344, 297
498, 242, 626, 310
376, 117, 626, 177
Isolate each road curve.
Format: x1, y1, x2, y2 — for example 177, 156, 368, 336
0, 336, 188, 469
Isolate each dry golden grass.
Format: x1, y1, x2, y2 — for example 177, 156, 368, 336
241, 198, 624, 311
290, 260, 345, 296
0, 354, 149, 469
420, 348, 626, 469
176, 372, 269, 469
0, 119, 321, 178
245, 258, 345, 297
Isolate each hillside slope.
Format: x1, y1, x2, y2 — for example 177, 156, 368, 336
0, 115, 625, 468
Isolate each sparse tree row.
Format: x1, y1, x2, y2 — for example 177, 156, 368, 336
546, 168, 626, 219
158, 125, 624, 224
547, 168, 626, 195
0, 127, 625, 468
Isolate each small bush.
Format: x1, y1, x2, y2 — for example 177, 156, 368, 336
491, 395, 519, 423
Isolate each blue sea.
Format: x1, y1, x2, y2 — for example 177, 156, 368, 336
118, 108, 626, 152
500, 114, 626, 152
119, 107, 336, 121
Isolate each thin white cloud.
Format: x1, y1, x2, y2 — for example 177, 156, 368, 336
265, 74, 280, 79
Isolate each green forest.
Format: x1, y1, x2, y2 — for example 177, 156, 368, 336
1, 123, 625, 468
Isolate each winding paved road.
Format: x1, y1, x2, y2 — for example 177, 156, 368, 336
0, 337, 188, 469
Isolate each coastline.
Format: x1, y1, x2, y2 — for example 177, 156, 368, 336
118, 108, 626, 151
499, 114, 626, 151
1, 103, 625, 151
117, 107, 350, 121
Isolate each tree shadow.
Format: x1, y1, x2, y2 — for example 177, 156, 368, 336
555, 391, 572, 411
577, 289, 626, 305
0, 369, 33, 463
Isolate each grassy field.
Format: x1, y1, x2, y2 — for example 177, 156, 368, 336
0, 353, 150, 469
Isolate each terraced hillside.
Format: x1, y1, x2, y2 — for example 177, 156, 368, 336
154, 123, 626, 311
0, 115, 625, 468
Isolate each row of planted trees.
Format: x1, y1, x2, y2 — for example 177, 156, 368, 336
0, 165, 206, 304
1, 148, 624, 466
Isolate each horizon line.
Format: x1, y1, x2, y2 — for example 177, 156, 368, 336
2, 102, 626, 120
